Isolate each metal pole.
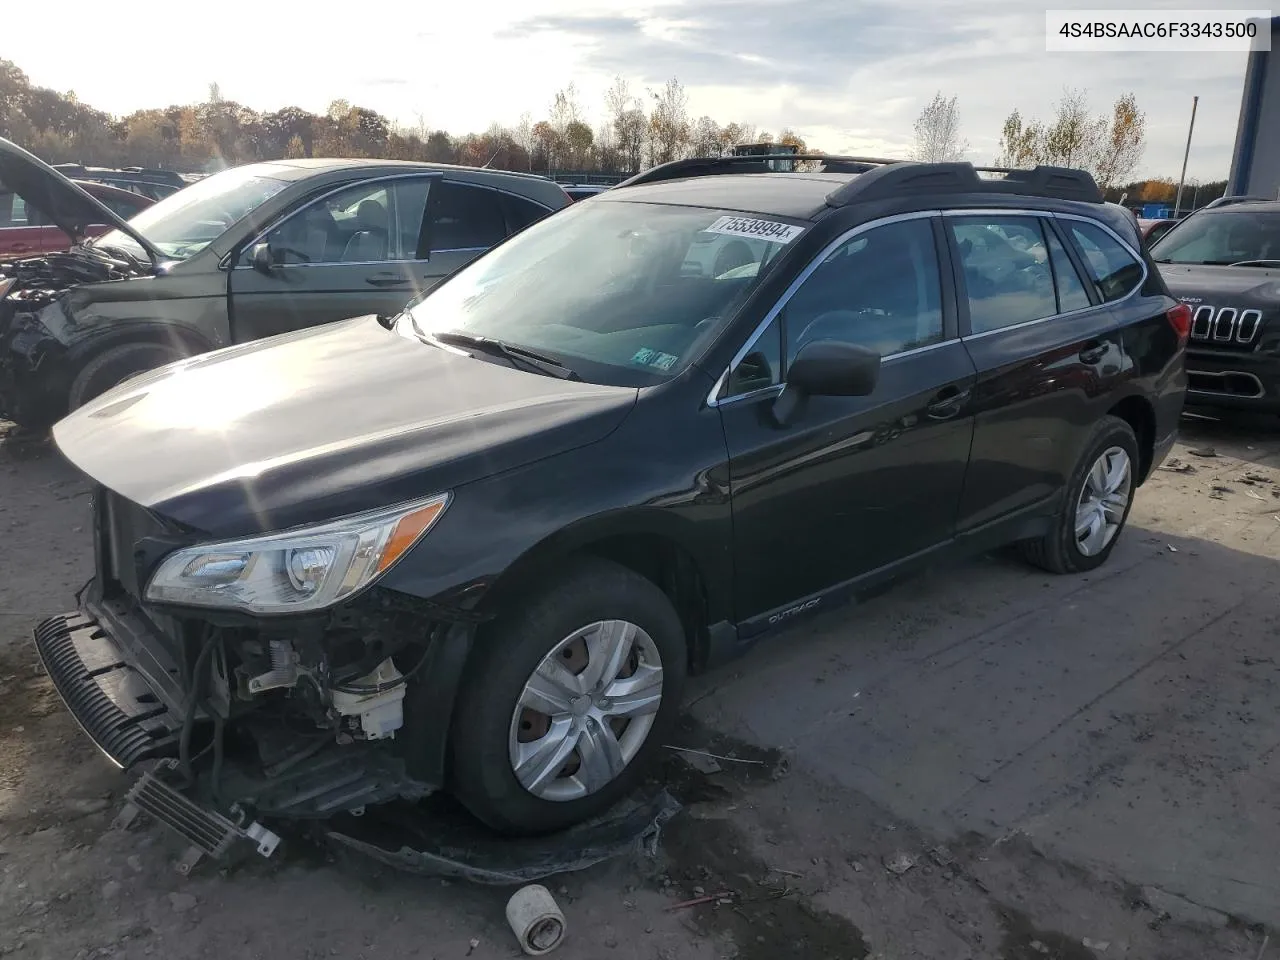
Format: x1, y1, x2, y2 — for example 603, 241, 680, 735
1174, 96, 1199, 216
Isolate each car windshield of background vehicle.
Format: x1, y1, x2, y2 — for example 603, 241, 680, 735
405, 200, 804, 385
90, 164, 290, 262
1150, 210, 1280, 266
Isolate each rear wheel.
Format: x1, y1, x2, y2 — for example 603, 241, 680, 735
448, 559, 686, 836
1018, 415, 1138, 574
67, 343, 181, 412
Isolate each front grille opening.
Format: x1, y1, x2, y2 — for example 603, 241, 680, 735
1188, 305, 1264, 346
1188, 370, 1265, 398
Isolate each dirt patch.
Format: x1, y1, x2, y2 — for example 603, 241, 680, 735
0, 643, 56, 732
661, 815, 870, 960
997, 905, 1102, 960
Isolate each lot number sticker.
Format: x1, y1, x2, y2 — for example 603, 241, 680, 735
705, 215, 805, 244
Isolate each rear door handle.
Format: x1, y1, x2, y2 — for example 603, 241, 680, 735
365, 271, 405, 287
926, 384, 970, 419
10, 243, 30, 253
1079, 341, 1108, 364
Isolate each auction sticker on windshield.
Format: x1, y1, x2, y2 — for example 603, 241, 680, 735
705, 215, 805, 244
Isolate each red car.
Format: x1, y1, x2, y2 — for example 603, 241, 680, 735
0, 180, 154, 257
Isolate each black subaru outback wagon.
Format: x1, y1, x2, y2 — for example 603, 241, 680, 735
36, 155, 1187, 845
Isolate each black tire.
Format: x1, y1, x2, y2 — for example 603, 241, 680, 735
67, 343, 181, 412
448, 558, 687, 836
1018, 415, 1139, 574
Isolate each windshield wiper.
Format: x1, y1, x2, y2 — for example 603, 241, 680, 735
1228, 259, 1280, 268
431, 330, 580, 380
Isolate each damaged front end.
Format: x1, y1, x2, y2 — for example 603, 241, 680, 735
33, 486, 479, 865
0, 249, 141, 427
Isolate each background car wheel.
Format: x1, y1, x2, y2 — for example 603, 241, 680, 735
448, 558, 687, 836
1018, 414, 1138, 574
67, 343, 181, 412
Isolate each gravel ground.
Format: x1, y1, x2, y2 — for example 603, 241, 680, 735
0, 410, 1276, 960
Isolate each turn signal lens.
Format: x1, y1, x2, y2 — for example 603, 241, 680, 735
376, 499, 450, 574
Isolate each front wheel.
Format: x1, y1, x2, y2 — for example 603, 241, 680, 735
448, 559, 687, 836
1018, 415, 1139, 574
67, 343, 181, 413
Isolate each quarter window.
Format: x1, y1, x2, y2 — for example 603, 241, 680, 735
950, 216, 1057, 334
1045, 225, 1092, 312
723, 315, 783, 398
1067, 221, 1143, 302
783, 218, 944, 361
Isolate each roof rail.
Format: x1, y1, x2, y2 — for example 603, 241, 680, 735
824, 162, 1102, 206
614, 154, 1103, 206
1201, 195, 1274, 210
615, 154, 890, 189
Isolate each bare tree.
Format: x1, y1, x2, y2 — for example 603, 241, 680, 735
1042, 88, 1102, 169
512, 112, 535, 170
911, 92, 969, 162
648, 77, 690, 165
605, 76, 646, 172
1091, 93, 1146, 188
548, 83, 581, 168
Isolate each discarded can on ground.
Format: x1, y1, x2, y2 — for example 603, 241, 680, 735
506, 883, 566, 955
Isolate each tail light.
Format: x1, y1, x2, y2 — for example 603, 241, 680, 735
1166, 303, 1192, 345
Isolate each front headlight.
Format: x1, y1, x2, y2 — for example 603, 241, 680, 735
144, 493, 451, 614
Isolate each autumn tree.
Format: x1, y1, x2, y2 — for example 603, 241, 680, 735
688, 115, 721, 158
911, 92, 968, 163
1092, 93, 1146, 188
564, 119, 594, 168
994, 110, 1042, 168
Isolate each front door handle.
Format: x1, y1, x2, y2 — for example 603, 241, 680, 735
10, 243, 30, 253
1079, 341, 1108, 364
926, 384, 970, 419
365, 271, 404, 287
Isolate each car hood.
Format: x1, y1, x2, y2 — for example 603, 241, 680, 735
52, 315, 638, 538
0, 137, 160, 261
1158, 263, 1280, 307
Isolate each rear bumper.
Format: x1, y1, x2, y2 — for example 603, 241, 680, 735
1185, 349, 1280, 413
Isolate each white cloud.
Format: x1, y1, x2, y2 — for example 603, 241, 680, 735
15, 0, 1251, 181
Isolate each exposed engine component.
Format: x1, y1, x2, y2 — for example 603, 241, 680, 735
332, 658, 406, 741
245, 638, 303, 695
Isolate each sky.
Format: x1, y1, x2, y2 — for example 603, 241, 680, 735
13, 0, 1258, 183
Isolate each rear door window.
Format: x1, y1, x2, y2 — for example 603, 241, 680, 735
428, 182, 508, 252
1066, 221, 1144, 302
949, 216, 1058, 334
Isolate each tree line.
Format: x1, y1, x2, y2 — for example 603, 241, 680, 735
0, 62, 806, 176
0, 58, 1225, 206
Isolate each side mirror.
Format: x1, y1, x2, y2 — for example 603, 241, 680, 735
250, 242, 278, 275
772, 340, 881, 425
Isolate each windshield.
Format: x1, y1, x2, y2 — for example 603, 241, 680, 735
1151, 209, 1280, 265
92, 164, 289, 261
405, 200, 803, 385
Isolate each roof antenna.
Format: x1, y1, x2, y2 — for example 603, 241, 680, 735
482, 147, 501, 169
